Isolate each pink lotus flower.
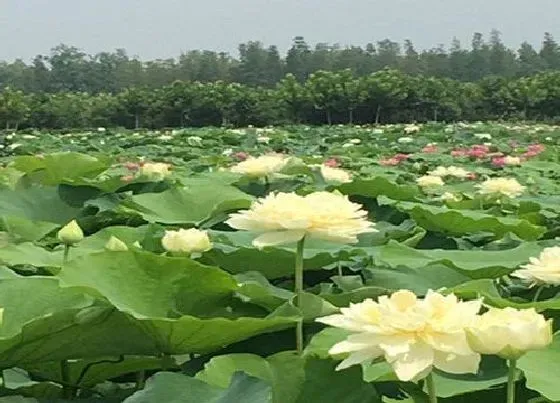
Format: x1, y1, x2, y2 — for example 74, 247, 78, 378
466, 172, 477, 180
124, 162, 140, 172
233, 152, 249, 161
523, 150, 539, 158
379, 157, 401, 166
491, 156, 506, 167
324, 158, 340, 168
527, 144, 545, 154
451, 149, 468, 157
394, 153, 410, 161
422, 145, 438, 153
120, 175, 134, 183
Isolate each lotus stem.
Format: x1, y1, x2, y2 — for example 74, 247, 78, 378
533, 285, 545, 302
426, 372, 437, 403
135, 370, 146, 390
507, 359, 517, 403
295, 237, 306, 354
63, 244, 70, 264
61, 360, 74, 399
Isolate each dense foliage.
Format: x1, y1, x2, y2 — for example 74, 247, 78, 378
3, 68, 560, 129
4, 32, 560, 128
0, 123, 559, 401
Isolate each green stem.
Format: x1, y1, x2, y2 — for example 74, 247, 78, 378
63, 244, 70, 264
533, 285, 545, 302
135, 370, 146, 390
61, 360, 74, 399
264, 175, 271, 194
337, 261, 343, 278
295, 237, 306, 354
507, 359, 517, 403
426, 372, 437, 403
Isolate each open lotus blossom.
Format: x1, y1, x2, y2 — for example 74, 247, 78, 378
491, 156, 506, 168
451, 148, 468, 157
324, 158, 340, 168
226, 191, 375, 248
139, 162, 172, 181
350, 138, 362, 145
428, 166, 470, 179
511, 247, 560, 286
317, 290, 482, 381
233, 151, 249, 161
404, 124, 421, 134
230, 154, 288, 178
379, 157, 401, 166
440, 192, 461, 202
503, 156, 521, 166
476, 177, 525, 198
416, 175, 444, 188
398, 136, 414, 144
422, 144, 438, 153
320, 165, 352, 184
161, 228, 212, 254
467, 307, 552, 360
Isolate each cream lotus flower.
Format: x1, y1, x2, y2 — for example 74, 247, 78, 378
440, 192, 461, 202
226, 191, 375, 248
230, 154, 288, 178
350, 138, 362, 145
428, 166, 470, 178
416, 175, 444, 188
504, 156, 521, 166
317, 290, 482, 381
467, 307, 552, 360
511, 247, 560, 285
57, 220, 84, 244
161, 228, 212, 254
398, 136, 414, 144
476, 178, 525, 198
139, 162, 172, 181
404, 124, 420, 134
320, 165, 352, 184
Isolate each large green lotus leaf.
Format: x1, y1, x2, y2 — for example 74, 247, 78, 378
373, 240, 543, 279
71, 225, 154, 257
0, 302, 297, 367
338, 177, 420, 202
203, 231, 351, 279
124, 372, 272, 403
430, 356, 510, 398
0, 243, 62, 268
0, 186, 82, 225
24, 356, 165, 388
365, 264, 470, 295
10, 153, 111, 186
0, 217, 58, 242
119, 178, 254, 224
518, 333, 560, 401
57, 250, 239, 318
450, 280, 560, 311
196, 353, 380, 403
0, 276, 93, 339
380, 198, 545, 240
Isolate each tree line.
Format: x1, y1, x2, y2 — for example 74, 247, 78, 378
1, 31, 560, 128
2, 68, 560, 129
2, 31, 560, 92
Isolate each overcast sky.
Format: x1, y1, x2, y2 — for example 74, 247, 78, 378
1, 0, 558, 61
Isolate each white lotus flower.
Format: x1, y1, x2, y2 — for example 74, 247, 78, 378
227, 191, 375, 248
477, 178, 525, 198
511, 247, 560, 286
162, 228, 212, 254
467, 307, 552, 360
317, 290, 482, 381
